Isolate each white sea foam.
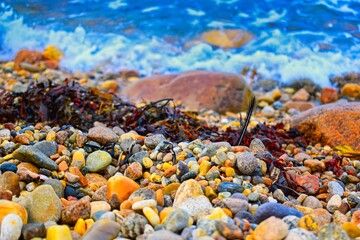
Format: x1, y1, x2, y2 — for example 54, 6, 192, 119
186, 8, 206, 17
252, 10, 287, 26
108, 0, 127, 10
142, 7, 160, 13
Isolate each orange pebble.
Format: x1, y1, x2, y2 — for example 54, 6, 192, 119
57, 144, 67, 154
222, 208, 233, 218
120, 200, 133, 210
58, 161, 68, 171
233, 146, 245, 152
160, 207, 175, 223
156, 189, 164, 207
107, 175, 140, 202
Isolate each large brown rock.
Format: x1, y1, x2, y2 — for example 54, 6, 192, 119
290, 102, 360, 150
121, 71, 253, 113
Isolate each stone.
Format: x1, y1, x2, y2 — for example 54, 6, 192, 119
163, 208, 190, 233
144, 134, 166, 149
143, 206, 160, 227
342, 222, 360, 238
262, 105, 275, 118
61, 196, 91, 225
294, 152, 312, 163
176, 196, 213, 220
0, 162, 17, 173
129, 188, 156, 201
327, 194, 342, 213
22, 223, 46, 240
121, 213, 148, 238
43, 179, 64, 198
12, 145, 58, 170
14, 50, 44, 70
173, 179, 204, 206
253, 216, 289, 240
132, 199, 157, 210
90, 201, 111, 217
33, 141, 58, 157
318, 224, 350, 240
218, 182, 244, 193
236, 152, 258, 175
216, 221, 243, 239
201, 29, 253, 48
328, 181, 344, 196
341, 83, 360, 99
0, 171, 20, 196
321, 87, 339, 104
331, 73, 360, 88
86, 173, 107, 191
295, 174, 319, 195
107, 175, 140, 202
292, 88, 310, 101
282, 215, 300, 230
17, 162, 39, 173
0, 200, 28, 224
81, 219, 120, 240
302, 196, 322, 209
23, 185, 61, 223
254, 202, 303, 224
304, 159, 326, 172
85, 150, 112, 172
285, 228, 317, 240
87, 126, 119, 145
222, 197, 249, 215
0, 214, 23, 240
147, 230, 183, 240
125, 162, 143, 180
290, 102, 360, 149
284, 101, 315, 112
122, 71, 254, 113
0, 129, 11, 140
46, 225, 72, 240
92, 185, 107, 201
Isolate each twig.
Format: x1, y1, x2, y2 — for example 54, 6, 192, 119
236, 96, 256, 146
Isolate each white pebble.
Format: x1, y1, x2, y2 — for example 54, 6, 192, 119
0, 214, 23, 240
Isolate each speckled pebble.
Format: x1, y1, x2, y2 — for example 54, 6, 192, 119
0, 213, 23, 240
328, 181, 344, 196
236, 152, 258, 175
326, 194, 342, 213
85, 150, 112, 172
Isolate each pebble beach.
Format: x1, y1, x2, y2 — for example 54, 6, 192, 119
1, 50, 360, 240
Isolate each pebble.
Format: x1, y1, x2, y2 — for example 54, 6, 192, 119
326, 194, 342, 213
0, 200, 28, 224
107, 175, 140, 202
176, 196, 213, 220
87, 126, 119, 145
12, 145, 58, 170
253, 216, 289, 240
85, 150, 112, 172
0, 129, 11, 140
125, 162, 143, 180
285, 228, 317, 240
302, 196, 323, 209
90, 201, 111, 217
236, 152, 258, 175
0, 213, 23, 240
23, 185, 62, 223
144, 134, 166, 149
295, 174, 320, 195
173, 179, 204, 206
61, 196, 91, 225
273, 189, 287, 203
163, 208, 190, 233
328, 181, 344, 196
318, 224, 350, 240
254, 202, 303, 223
46, 225, 72, 240
121, 213, 148, 238
262, 105, 275, 118
222, 197, 249, 215
0, 162, 18, 173
282, 215, 300, 230
0, 171, 20, 196
132, 199, 157, 210
33, 141, 58, 157
147, 230, 183, 240
22, 223, 46, 240
143, 206, 160, 227
218, 182, 244, 193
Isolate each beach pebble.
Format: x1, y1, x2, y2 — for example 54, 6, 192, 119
294, 152, 312, 163
129, 151, 149, 164
147, 230, 183, 240
253, 216, 289, 240
107, 175, 140, 202
248, 192, 260, 202
262, 105, 275, 118
125, 162, 143, 180
318, 224, 350, 240
254, 202, 303, 223
143, 206, 160, 227
86, 150, 112, 172
295, 174, 319, 195
236, 152, 258, 175
90, 201, 111, 217
216, 221, 243, 239
0, 200, 28, 224
87, 126, 119, 145
302, 196, 322, 209
0, 129, 11, 140
12, 145, 58, 170
285, 228, 317, 240
282, 215, 300, 230
129, 188, 156, 201
292, 88, 310, 101
222, 197, 249, 215
176, 196, 213, 220
341, 83, 360, 99
46, 225, 72, 240
21, 223, 46, 240
23, 185, 61, 223
328, 181, 344, 196
163, 208, 190, 233
144, 134, 166, 149
0, 213, 23, 240
132, 199, 157, 210
249, 138, 266, 154
327, 194, 342, 213
61, 196, 91, 225
0, 162, 17, 173
34, 141, 58, 157
218, 182, 244, 193
121, 213, 148, 238
273, 189, 287, 203
173, 179, 204, 206
0, 171, 20, 196
304, 159, 325, 172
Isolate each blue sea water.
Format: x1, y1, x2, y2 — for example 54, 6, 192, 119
0, 0, 360, 86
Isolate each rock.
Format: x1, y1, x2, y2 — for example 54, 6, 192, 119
12, 145, 58, 170
173, 179, 204, 206
163, 208, 190, 233
33, 141, 58, 157
218, 182, 244, 193
201, 29, 253, 48
341, 83, 360, 99
328, 181, 344, 196
85, 150, 112, 172
285, 228, 317, 240
273, 189, 287, 203
122, 71, 254, 113
61, 196, 91, 225
302, 196, 322, 209
331, 73, 360, 88
107, 175, 140, 202
21, 223, 46, 240
0, 129, 11, 140
222, 197, 249, 215
216, 221, 243, 239
14, 50, 44, 70
282, 215, 300, 230
147, 230, 183, 240
0, 214, 23, 240
90, 201, 111, 217
253, 216, 289, 240
290, 102, 360, 149
46, 225, 72, 240
304, 159, 326, 172
0, 171, 20, 196
342, 222, 360, 238
92, 185, 107, 201
82, 219, 121, 240
284, 101, 315, 112
144, 134, 166, 149
121, 213, 148, 238
125, 162, 143, 180
295, 174, 320, 195
236, 152, 258, 175
262, 105, 275, 118
87, 126, 119, 145
23, 185, 61, 223
327, 194, 342, 213
254, 202, 303, 224
292, 88, 310, 101
129, 188, 156, 201
176, 196, 213, 220
318, 224, 350, 240
294, 152, 312, 163
0, 200, 28, 224
321, 87, 339, 104
132, 199, 157, 210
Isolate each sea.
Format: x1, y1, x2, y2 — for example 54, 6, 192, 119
0, 0, 360, 86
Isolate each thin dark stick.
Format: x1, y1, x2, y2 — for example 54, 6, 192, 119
236, 96, 256, 146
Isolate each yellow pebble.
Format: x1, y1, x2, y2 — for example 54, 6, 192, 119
73, 150, 85, 162
85, 219, 94, 230
143, 207, 160, 227
242, 189, 251, 196
46, 130, 56, 141
74, 218, 86, 236
162, 162, 172, 171
188, 217, 194, 226
298, 214, 318, 231
160, 207, 175, 223
214, 179, 221, 184
143, 172, 151, 180
225, 167, 235, 177
342, 222, 360, 238
150, 173, 162, 183
194, 228, 208, 238
46, 225, 72, 240
204, 207, 229, 220
204, 186, 217, 200
218, 192, 231, 199
142, 157, 153, 169
43, 45, 63, 61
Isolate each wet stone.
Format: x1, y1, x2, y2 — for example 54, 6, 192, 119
129, 151, 149, 164
129, 188, 156, 201
177, 161, 189, 178
22, 223, 46, 240
235, 211, 255, 223
61, 196, 91, 225
33, 141, 58, 157
121, 213, 148, 239
218, 182, 244, 193
85, 150, 112, 172
0, 162, 17, 173
64, 185, 78, 198
0, 171, 20, 196
180, 171, 197, 182
254, 202, 303, 224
